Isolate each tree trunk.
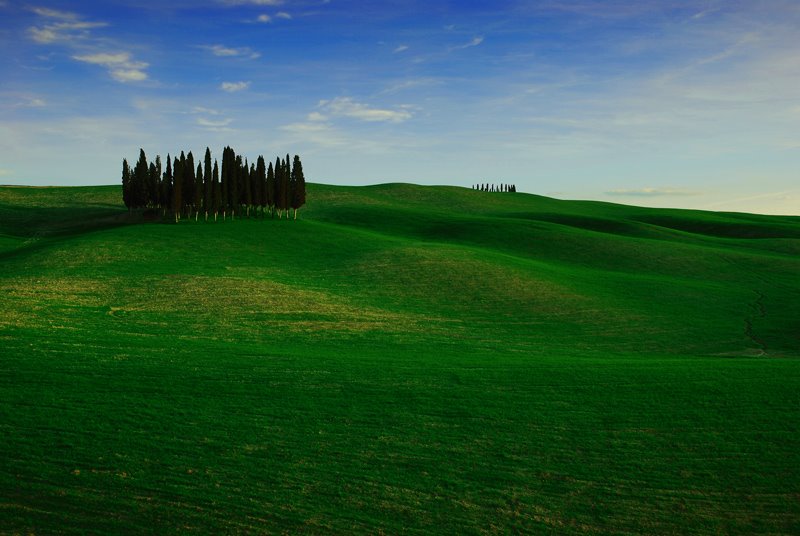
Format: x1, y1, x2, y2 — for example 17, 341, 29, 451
294, 208, 297, 220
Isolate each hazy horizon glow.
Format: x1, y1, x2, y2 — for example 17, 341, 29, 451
1, 0, 799, 215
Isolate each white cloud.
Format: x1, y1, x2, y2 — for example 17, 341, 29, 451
28, 7, 108, 44
606, 187, 701, 197
111, 69, 148, 82
257, 14, 271, 23
282, 122, 332, 134
73, 52, 131, 65
29, 8, 147, 83
319, 97, 413, 123
28, 27, 58, 43
307, 111, 327, 121
73, 52, 149, 83
28, 21, 108, 44
201, 44, 260, 59
450, 36, 484, 51
276, 11, 292, 19
221, 81, 250, 92
31, 7, 77, 20
379, 77, 442, 95
393, 45, 409, 53
691, 8, 719, 20
197, 117, 233, 128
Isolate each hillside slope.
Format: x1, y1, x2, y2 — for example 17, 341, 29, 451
1, 184, 798, 534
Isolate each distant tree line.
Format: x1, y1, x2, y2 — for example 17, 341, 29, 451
473, 183, 517, 193
122, 146, 306, 223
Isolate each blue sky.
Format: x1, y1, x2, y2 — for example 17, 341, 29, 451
1, 0, 798, 214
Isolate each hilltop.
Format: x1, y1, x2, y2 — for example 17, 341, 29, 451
3, 183, 797, 357
1, 183, 798, 534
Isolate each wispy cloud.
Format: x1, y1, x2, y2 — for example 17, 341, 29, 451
26, 97, 46, 107
221, 81, 251, 92
30, 7, 78, 20
73, 52, 148, 82
257, 14, 271, 23
379, 77, 442, 95
28, 7, 148, 83
191, 106, 222, 116
28, 6, 108, 44
28, 16, 108, 44
201, 44, 261, 59
606, 187, 701, 197
691, 8, 720, 20
319, 97, 413, 123
275, 11, 292, 19
449, 36, 484, 51
393, 45, 409, 53
2, 93, 48, 109
197, 117, 233, 129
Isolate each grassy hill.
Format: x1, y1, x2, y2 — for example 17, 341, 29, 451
1, 183, 798, 534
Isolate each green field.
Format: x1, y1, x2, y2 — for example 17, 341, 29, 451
1, 183, 798, 534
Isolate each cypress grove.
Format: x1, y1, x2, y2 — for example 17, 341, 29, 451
122, 147, 307, 223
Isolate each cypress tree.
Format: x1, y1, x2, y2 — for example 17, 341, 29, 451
195, 163, 203, 221
184, 151, 195, 219
267, 161, 276, 217
162, 155, 172, 217
243, 157, 252, 217
274, 157, 283, 218
134, 148, 149, 209
172, 152, 184, 222
291, 154, 306, 220
204, 147, 212, 221
230, 150, 240, 219
250, 162, 257, 217
220, 146, 230, 220
279, 157, 288, 218
148, 162, 157, 207
281, 155, 291, 219
256, 155, 266, 218
147, 158, 158, 207
153, 155, 162, 209
212, 160, 221, 222
121, 159, 132, 211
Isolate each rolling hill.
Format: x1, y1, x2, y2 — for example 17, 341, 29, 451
1, 183, 798, 534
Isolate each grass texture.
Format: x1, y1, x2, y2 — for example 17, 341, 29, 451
0, 183, 798, 534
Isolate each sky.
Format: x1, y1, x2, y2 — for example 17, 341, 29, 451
1, 0, 799, 215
